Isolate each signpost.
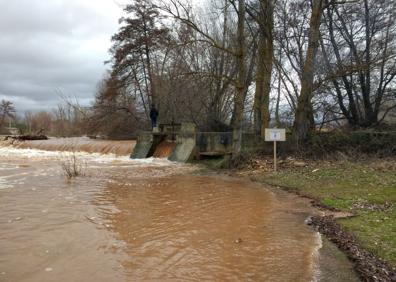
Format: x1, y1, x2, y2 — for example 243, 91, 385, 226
265, 128, 286, 172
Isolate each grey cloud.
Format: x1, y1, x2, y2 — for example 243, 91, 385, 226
0, 0, 123, 113
0, 0, 118, 37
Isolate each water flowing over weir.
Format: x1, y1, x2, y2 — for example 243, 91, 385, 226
153, 140, 177, 158
10, 137, 136, 156
0, 139, 325, 281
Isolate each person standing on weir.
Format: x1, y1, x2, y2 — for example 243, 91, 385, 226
150, 104, 159, 129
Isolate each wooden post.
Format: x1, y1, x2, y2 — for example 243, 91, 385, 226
274, 141, 277, 172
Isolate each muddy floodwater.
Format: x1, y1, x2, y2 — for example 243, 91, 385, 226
0, 138, 324, 281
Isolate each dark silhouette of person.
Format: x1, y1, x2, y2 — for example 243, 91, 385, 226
149, 104, 159, 129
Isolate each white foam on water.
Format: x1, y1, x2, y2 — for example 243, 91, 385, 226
1, 172, 31, 179
310, 231, 323, 282
0, 163, 19, 170
0, 177, 12, 190
0, 147, 61, 158
0, 146, 177, 167
125, 157, 177, 166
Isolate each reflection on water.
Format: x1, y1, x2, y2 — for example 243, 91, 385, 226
0, 140, 321, 281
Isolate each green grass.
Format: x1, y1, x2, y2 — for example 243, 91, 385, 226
251, 161, 396, 265
339, 209, 396, 264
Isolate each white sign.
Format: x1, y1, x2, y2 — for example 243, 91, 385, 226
265, 128, 286, 142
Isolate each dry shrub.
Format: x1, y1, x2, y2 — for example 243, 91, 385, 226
60, 151, 86, 179
277, 131, 396, 160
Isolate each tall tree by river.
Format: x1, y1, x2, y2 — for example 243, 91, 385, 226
0, 100, 15, 131
91, 0, 396, 150
109, 0, 170, 119
292, 0, 324, 145
250, 0, 274, 139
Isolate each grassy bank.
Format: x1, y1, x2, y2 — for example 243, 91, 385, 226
240, 158, 396, 266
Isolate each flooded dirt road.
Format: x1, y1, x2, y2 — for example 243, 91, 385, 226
0, 140, 324, 281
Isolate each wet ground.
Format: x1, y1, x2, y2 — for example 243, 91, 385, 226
0, 139, 357, 281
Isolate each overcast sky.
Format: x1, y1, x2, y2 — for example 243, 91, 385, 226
0, 0, 127, 113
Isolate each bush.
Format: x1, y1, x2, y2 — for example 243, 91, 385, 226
60, 151, 86, 179
304, 131, 396, 158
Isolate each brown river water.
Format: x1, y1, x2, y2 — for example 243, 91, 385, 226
0, 137, 324, 281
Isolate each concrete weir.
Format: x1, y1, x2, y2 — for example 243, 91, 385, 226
130, 131, 164, 159
168, 123, 197, 162
130, 123, 236, 162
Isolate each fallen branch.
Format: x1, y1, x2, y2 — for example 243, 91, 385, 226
5, 135, 48, 141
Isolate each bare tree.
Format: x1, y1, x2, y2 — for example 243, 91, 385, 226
161, 0, 250, 156
292, 0, 325, 145
0, 100, 16, 130
109, 0, 170, 118
320, 0, 396, 127
248, 0, 274, 138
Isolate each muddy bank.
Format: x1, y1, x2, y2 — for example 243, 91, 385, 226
310, 216, 396, 282
250, 176, 395, 282
195, 169, 359, 281
230, 167, 395, 282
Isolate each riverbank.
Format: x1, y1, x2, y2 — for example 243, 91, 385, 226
230, 157, 396, 281
1, 136, 394, 280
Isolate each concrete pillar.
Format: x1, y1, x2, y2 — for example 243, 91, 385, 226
168, 123, 197, 162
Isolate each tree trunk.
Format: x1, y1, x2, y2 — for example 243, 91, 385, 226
292, 0, 324, 145
145, 42, 156, 107
362, 0, 375, 125
231, 0, 246, 158
275, 54, 281, 127
253, 0, 274, 139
